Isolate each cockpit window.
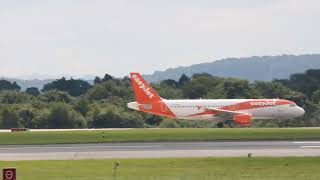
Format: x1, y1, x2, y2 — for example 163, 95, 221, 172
290, 104, 297, 107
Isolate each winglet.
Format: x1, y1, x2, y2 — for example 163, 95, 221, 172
130, 72, 162, 103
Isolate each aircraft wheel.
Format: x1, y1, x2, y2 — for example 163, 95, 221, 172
217, 122, 224, 128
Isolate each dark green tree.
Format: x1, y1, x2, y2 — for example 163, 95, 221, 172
19, 108, 35, 128
311, 90, 320, 104
278, 69, 320, 98
160, 79, 178, 87
0, 106, 21, 128
0, 91, 32, 104
254, 81, 291, 98
39, 90, 73, 103
85, 80, 130, 101
94, 76, 101, 84
74, 97, 90, 116
91, 104, 143, 128
192, 73, 212, 78
26, 87, 40, 96
178, 74, 190, 87
222, 78, 252, 98
91, 110, 123, 128
42, 78, 91, 96
103, 74, 113, 81
144, 114, 163, 126
46, 103, 86, 128
159, 118, 179, 128
0, 80, 21, 91
182, 76, 223, 99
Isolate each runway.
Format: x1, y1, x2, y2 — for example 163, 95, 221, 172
1, 141, 320, 160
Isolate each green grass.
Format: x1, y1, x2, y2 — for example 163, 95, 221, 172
1, 157, 320, 180
1, 128, 320, 145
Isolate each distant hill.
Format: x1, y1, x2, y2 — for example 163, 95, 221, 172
3, 54, 320, 89
1, 78, 94, 91
0, 78, 55, 90
144, 54, 320, 82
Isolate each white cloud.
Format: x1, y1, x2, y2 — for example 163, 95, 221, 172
0, 0, 319, 78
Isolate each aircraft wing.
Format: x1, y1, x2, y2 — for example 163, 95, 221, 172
205, 107, 242, 114
203, 107, 246, 119
203, 107, 253, 126
189, 107, 251, 120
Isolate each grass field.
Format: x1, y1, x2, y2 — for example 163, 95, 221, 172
1, 157, 320, 180
1, 128, 320, 145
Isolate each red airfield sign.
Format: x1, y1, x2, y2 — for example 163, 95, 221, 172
3, 168, 16, 180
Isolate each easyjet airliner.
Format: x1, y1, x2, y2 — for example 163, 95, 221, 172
127, 72, 305, 127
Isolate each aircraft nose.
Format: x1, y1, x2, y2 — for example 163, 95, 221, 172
297, 107, 305, 117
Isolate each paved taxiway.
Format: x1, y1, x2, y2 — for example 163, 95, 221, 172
1, 141, 320, 160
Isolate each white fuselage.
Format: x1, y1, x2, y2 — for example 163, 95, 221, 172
128, 99, 305, 122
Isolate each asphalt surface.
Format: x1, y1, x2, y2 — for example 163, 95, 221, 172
1, 141, 320, 160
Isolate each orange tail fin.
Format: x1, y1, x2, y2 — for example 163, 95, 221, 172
130, 72, 162, 103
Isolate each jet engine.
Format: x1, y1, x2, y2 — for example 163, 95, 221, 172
233, 114, 252, 126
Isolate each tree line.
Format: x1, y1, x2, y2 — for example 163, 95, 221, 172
0, 69, 320, 129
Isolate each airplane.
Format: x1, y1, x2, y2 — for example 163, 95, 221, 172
127, 72, 305, 128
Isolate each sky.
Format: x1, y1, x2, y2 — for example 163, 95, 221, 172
0, 0, 319, 79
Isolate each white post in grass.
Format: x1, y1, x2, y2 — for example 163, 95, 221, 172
113, 161, 120, 180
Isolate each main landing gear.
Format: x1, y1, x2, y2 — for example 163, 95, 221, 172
217, 122, 224, 128
217, 121, 234, 128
